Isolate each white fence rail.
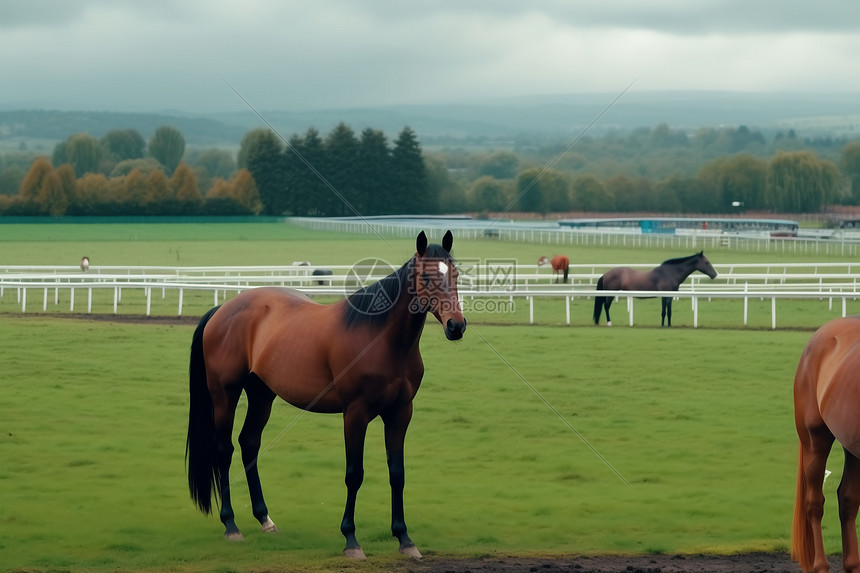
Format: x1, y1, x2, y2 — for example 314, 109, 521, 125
2, 263, 859, 329
288, 216, 860, 257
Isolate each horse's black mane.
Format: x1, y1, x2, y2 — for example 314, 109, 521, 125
661, 251, 703, 266
343, 244, 451, 328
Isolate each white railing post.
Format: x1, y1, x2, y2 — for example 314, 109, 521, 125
565, 296, 570, 326
693, 295, 698, 328
628, 296, 634, 327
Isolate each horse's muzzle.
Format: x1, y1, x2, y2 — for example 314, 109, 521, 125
445, 317, 467, 341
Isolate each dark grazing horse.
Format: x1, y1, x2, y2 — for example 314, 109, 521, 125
792, 316, 860, 573
538, 255, 570, 283
592, 251, 717, 327
186, 231, 466, 559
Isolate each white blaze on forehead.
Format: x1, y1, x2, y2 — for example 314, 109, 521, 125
438, 261, 449, 275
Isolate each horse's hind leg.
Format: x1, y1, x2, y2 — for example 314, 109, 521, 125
238, 375, 279, 534
604, 297, 613, 326
838, 448, 860, 573
799, 426, 835, 573
211, 382, 244, 540
382, 402, 421, 558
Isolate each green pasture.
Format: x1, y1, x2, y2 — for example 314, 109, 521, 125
0, 316, 844, 573
0, 221, 856, 267
0, 222, 857, 571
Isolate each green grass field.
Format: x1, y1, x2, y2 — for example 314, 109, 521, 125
0, 222, 855, 571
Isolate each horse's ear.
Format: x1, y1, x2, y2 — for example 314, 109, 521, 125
416, 231, 428, 256
442, 230, 453, 253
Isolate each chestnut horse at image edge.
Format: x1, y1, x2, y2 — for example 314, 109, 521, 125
792, 316, 860, 573
592, 251, 717, 327
537, 255, 569, 283
186, 231, 466, 560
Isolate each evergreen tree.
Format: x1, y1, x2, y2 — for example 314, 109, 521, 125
237, 128, 272, 170
391, 127, 428, 214
357, 128, 391, 215
246, 130, 286, 215
323, 122, 360, 216
289, 128, 327, 215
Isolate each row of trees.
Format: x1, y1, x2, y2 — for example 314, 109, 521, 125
51, 126, 187, 178
242, 124, 430, 216
3, 121, 860, 217
458, 149, 850, 215
0, 158, 260, 216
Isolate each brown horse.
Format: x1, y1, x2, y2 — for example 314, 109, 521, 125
538, 255, 570, 283
186, 231, 466, 559
792, 316, 860, 573
592, 251, 717, 327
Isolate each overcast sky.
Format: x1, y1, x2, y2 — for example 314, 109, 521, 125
2, 0, 859, 113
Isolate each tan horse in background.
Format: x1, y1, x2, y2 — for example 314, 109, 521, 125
793, 316, 860, 573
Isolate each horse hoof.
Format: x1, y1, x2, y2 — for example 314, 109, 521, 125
225, 531, 244, 542
399, 544, 422, 559
344, 547, 367, 560
261, 516, 279, 533
606, 321, 612, 327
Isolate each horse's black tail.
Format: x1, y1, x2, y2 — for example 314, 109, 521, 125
186, 305, 221, 515
593, 276, 605, 324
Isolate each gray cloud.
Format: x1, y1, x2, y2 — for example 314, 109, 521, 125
1, 0, 858, 112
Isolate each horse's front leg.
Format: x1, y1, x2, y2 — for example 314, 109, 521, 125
382, 402, 421, 558
661, 297, 672, 327
341, 404, 370, 559
238, 378, 279, 534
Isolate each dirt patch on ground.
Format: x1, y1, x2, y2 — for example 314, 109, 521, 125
395, 552, 823, 573
4, 312, 201, 326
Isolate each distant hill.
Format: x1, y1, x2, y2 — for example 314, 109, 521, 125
0, 110, 246, 146
1, 91, 858, 148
